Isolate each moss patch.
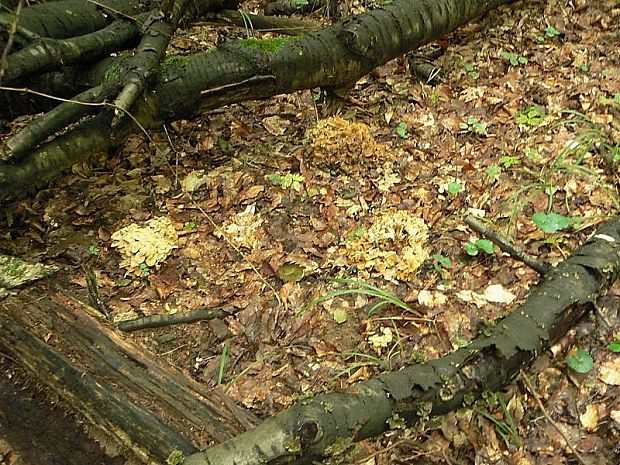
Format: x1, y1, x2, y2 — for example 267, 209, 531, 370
238, 36, 300, 53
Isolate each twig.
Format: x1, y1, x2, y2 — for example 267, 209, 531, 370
519, 371, 589, 465
0, 0, 24, 84
116, 307, 228, 332
465, 215, 550, 274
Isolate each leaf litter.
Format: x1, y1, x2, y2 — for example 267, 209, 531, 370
1, 0, 619, 464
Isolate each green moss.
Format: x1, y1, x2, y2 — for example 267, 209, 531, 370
160, 54, 191, 73
103, 63, 123, 82
238, 36, 300, 53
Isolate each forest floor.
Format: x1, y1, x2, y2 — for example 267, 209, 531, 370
1, 0, 619, 464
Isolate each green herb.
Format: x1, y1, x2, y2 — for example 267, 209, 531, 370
566, 348, 593, 373
396, 122, 408, 139
531, 212, 573, 233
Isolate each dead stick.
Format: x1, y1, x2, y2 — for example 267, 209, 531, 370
465, 215, 550, 274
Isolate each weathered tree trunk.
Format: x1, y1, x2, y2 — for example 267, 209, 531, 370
0, 285, 259, 464
184, 217, 620, 465
0, 0, 514, 197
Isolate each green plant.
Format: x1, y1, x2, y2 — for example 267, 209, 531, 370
183, 222, 197, 231
464, 63, 480, 79
566, 348, 593, 373
88, 245, 100, 256
430, 90, 441, 104
331, 352, 383, 380
544, 26, 560, 38
608, 334, 620, 352
505, 111, 619, 230
139, 262, 150, 277
238, 10, 254, 37
396, 122, 408, 139
516, 105, 546, 127
447, 182, 464, 196
299, 277, 419, 316
459, 116, 488, 136
475, 392, 521, 448
267, 172, 305, 191
523, 147, 542, 160
500, 155, 521, 168
532, 211, 580, 234
432, 254, 452, 274
464, 239, 495, 256
486, 165, 501, 182
501, 51, 528, 66
600, 92, 620, 106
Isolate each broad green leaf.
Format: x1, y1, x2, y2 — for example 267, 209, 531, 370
433, 254, 452, 269
476, 239, 495, 254
448, 182, 464, 195
566, 348, 593, 373
532, 212, 571, 233
464, 242, 479, 256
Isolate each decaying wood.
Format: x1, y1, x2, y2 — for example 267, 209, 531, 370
184, 217, 620, 465
0, 287, 259, 464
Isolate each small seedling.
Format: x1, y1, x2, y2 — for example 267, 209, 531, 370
501, 51, 528, 66
348, 226, 366, 240
183, 222, 197, 231
486, 165, 501, 182
396, 122, 409, 139
566, 348, 593, 373
459, 116, 488, 136
266, 172, 305, 192
88, 245, 100, 256
499, 155, 521, 168
430, 91, 441, 104
432, 254, 452, 273
523, 147, 542, 160
544, 26, 560, 38
516, 105, 545, 127
139, 262, 150, 277
464, 239, 495, 256
464, 63, 480, 79
447, 182, 464, 196
608, 334, 620, 352
475, 393, 521, 448
600, 92, 620, 106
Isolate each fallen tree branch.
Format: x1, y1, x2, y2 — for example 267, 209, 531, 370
116, 306, 229, 332
465, 214, 551, 274
184, 216, 620, 465
0, 0, 515, 196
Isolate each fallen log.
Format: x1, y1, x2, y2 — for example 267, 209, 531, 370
0, 285, 259, 464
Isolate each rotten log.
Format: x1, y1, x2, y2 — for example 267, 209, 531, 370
0, 286, 259, 464
183, 217, 620, 465
0, 0, 516, 196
